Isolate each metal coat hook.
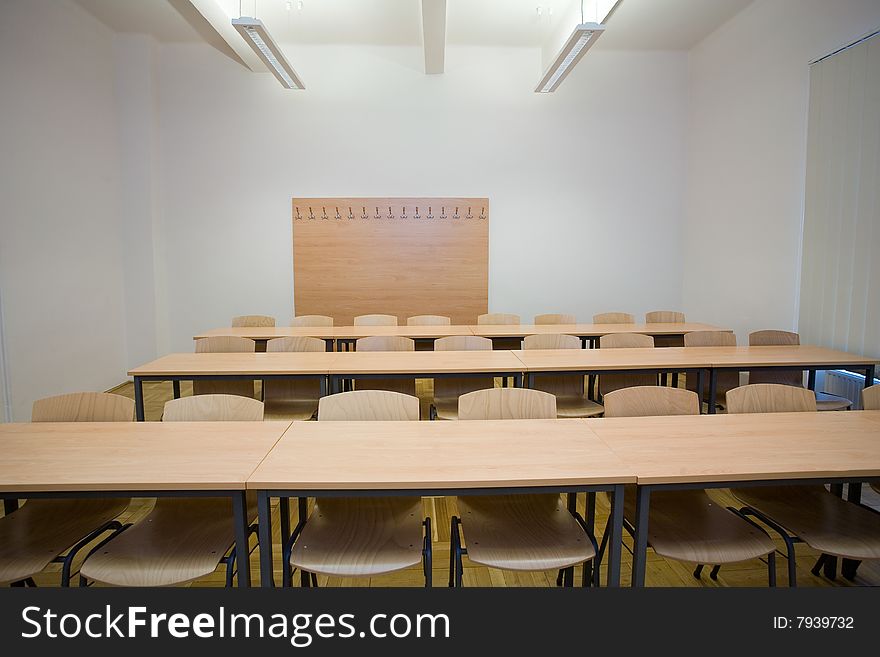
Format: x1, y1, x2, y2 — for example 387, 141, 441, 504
480, 207, 486, 219
361, 206, 368, 219
414, 206, 421, 219
453, 207, 460, 219
427, 206, 434, 219
347, 207, 354, 220
308, 207, 315, 220
440, 206, 447, 219
322, 206, 328, 220
374, 206, 381, 219
295, 207, 302, 220
401, 206, 407, 218
335, 207, 341, 220
466, 207, 473, 219
387, 206, 394, 219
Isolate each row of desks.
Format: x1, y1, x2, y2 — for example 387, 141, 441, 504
2, 412, 879, 587
129, 346, 878, 419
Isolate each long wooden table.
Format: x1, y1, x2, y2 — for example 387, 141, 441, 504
248, 419, 635, 588
0, 421, 292, 588
472, 322, 731, 347
587, 411, 880, 587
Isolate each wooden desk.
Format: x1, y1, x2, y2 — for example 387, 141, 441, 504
704, 346, 877, 413
470, 323, 730, 347
326, 349, 526, 393
194, 327, 337, 351
248, 419, 634, 587
587, 412, 880, 586
0, 421, 291, 587
129, 353, 334, 421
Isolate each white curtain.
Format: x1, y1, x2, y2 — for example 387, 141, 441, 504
799, 33, 880, 362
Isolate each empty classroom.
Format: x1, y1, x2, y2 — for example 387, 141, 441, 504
1, 0, 879, 598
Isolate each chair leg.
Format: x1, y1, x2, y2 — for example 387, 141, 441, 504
729, 505, 795, 587
310, 573, 318, 587
768, 551, 777, 587
693, 564, 704, 580
448, 516, 460, 587
562, 567, 574, 587
710, 565, 720, 580
810, 553, 827, 577
58, 519, 125, 587
72, 522, 133, 588
422, 517, 432, 587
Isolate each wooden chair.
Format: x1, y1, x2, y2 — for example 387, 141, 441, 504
79, 395, 264, 587
291, 315, 334, 327
286, 390, 430, 586
645, 311, 685, 323
523, 334, 603, 418
232, 315, 275, 327
430, 336, 494, 420
451, 388, 599, 587
598, 333, 657, 400
354, 336, 416, 397
477, 313, 520, 325
684, 330, 738, 410
407, 315, 451, 326
748, 330, 852, 411
534, 314, 576, 325
0, 393, 133, 587
193, 336, 256, 398
727, 383, 880, 585
353, 314, 398, 326
593, 312, 634, 324
602, 386, 777, 586
262, 337, 325, 420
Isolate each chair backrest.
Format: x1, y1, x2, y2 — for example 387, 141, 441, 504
534, 313, 576, 325
231, 315, 275, 327
193, 336, 256, 398
862, 384, 880, 410
354, 314, 398, 326
32, 392, 134, 422
645, 310, 685, 323
593, 312, 634, 324
477, 313, 520, 325
354, 336, 415, 396
432, 336, 494, 407
598, 333, 656, 396
603, 386, 700, 417
406, 315, 451, 326
523, 334, 584, 403
356, 336, 415, 352
317, 390, 420, 421
163, 394, 264, 421
683, 331, 738, 404
291, 315, 334, 327
264, 337, 327, 406
747, 330, 803, 387
684, 330, 736, 347
458, 388, 557, 420
726, 384, 817, 414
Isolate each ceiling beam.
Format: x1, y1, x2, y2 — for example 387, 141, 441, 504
421, 0, 446, 74
183, 0, 265, 72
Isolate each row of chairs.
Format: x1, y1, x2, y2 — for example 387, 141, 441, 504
233, 311, 689, 327
5, 383, 878, 587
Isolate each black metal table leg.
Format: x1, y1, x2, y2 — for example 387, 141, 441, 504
526, 373, 535, 388
697, 370, 705, 413
608, 484, 624, 587
232, 491, 251, 588
299, 497, 310, 587
257, 491, 274, 587
320, 376, 328, 397
807, 369, 816, 391
585, 492, 595, 534
631, 485, 650, 587
280, 497, 291, 550
134, 377, 145, 421
513, 373, 522, 387
708, 370, 718, 414
866, 365, 876, 389
172, 380, 181, 399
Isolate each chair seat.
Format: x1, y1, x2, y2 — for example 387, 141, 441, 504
81, 498, 256, 587
555, 396, 604, 418
0, 498, 129, 585
290, 497, 424, 577
623, 489, 774, 564
263, 399, 319, 421
815, 391, 852, 411
433, 398, 459, 420
732, 485, 880, 560
457, 494, 595, 571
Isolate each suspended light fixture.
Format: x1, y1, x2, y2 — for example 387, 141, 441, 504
232, 16, 305, 90
535, 22, 604, 93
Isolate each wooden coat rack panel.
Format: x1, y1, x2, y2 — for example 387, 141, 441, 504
293, 197, 488, 325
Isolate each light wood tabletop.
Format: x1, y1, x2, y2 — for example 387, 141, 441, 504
194, 325, 476, 341
129, 352, 334, 376
513, 346, 715, 372
701, 345, 878, 368
194, 326, 338, 340
0, 422, 291, 492
586, 411, 880, 486
326, 349, 526, 374
470, 323, 730, 338
247, 419, 636, 491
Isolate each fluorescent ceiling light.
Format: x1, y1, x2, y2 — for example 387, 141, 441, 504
535, 22, 605, 93
232, 17, 304, 90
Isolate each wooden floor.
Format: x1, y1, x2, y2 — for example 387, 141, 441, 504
18, 378, 880, 588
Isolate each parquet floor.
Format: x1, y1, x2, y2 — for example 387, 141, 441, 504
20, 378, 880, 587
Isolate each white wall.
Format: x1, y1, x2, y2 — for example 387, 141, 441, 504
0, 0, 128, 421
154, 43, 688, 351
683, 0, 880, 342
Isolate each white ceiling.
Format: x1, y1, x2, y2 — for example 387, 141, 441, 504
75, 0, 754, 49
